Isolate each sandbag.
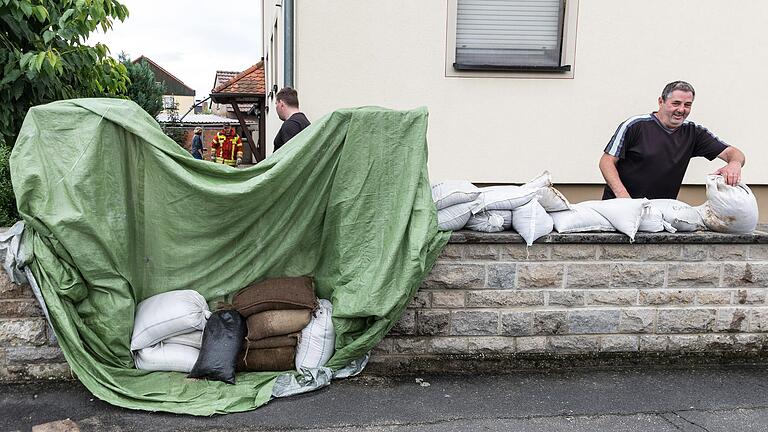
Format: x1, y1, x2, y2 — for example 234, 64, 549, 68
232, 277, 317, 317
131, 290, 211, 351
237, 346, 296, 372
134, 343, 200, 373
244, 333, 300, 349
579, 199, 649, 241
465, 210, 512, 233
521, 170, 552, 190
246, 309, 312, 341
188, 310, 246, 384
535, 187, 571, 212
431, 180, 480, 210
696, 175, 759, 234
649, 199, 703, 232
295, 299, 335, 370
638, 206, 675, 233
163, 331, 204, 350
512, 199, 553, 246
551, 205, 616, 233
471, 185, 537, 214
437, 201, 474, 231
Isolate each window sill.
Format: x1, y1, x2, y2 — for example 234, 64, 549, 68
452, 63, 572, 73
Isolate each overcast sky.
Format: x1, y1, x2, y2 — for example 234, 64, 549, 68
87, 0, 262, 100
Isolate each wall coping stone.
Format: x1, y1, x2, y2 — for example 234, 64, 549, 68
450, 229, 768, 245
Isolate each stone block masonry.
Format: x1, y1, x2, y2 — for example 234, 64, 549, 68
2, 228, 768, 380
374, 230, 768, 370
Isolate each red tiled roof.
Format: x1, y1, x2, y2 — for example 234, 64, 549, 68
212, 61, 265, 95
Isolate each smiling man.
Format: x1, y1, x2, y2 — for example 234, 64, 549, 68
599, 81, 746, 200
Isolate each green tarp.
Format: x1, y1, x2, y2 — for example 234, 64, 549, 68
10, 98, 449, 415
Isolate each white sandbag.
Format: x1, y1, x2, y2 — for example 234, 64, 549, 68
637, 205, 676, 233
465, 210, 512, 233
551, 205, 616, 233
579, 199, 649, 241
472, 185, 537, 214
512, 199, 553, 246
131, 290, 211, 351
696, 175, 759, 234
163, 330, 203, 349
521, 170, 553, 190
296, 299, 335, 370
134, 342, 200, 373
431, 180, 480, 210
649, 199, 704, 232
535, 186, 571, 212
437, 201, 475, 231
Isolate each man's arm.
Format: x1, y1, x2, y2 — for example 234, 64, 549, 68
713, 146, 746, 186
599, 153, 631, 198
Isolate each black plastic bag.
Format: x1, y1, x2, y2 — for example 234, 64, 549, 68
188, 309, 246, 384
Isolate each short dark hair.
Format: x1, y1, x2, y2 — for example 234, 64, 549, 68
661, 81, 695, 101
276, 87, 299, 108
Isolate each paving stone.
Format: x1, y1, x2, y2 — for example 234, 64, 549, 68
450, 311, 499, 336
610, 263, 665, 288
486, 263, 516, 289
667, 263, 720, 288
565, 264, 611, 288
517, 264, 564, 288
422, 263, 485, 289
657, 308, 716, 333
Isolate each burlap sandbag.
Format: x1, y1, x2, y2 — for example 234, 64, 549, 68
232, 277, 317, 317
246, 309, 312, 341
245, 333, 300, 349
236, 346, 296, 372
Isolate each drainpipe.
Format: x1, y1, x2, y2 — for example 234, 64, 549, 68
283, 0, 294, 88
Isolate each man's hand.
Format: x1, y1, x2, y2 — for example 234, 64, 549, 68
614, 190, 631, 198
712, 161, 742, 186
236, 158, 243, 166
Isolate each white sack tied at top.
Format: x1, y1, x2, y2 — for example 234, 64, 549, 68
551, 205, 616, 234
648, 199, 704, 232
471, 185, 538, 214
696, 175, 759, 234
578, 199, 650, 241
465, 210, 513, 233
520, 170, 571, 212
437, 201, 475, 231
431, 180, 480, 210
512, 199, 553, 246
638, 205, 676, 233
130, 290, 211, 351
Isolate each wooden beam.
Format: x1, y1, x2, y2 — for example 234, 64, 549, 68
231, 103, 259, 161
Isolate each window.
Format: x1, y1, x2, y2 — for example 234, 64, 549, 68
453, 0, 571, 73
163, 96, 175, 109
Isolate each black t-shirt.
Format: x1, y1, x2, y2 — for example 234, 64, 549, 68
602, 113, 728, 200
273, 112, 311, 151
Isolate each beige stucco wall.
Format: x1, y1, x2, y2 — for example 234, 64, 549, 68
263, 1, 767, 220
169, 95, 195, 118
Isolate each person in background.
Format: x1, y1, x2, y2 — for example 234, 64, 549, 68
191, 127, 204, 160
599, 80, 746, 200
210, 124, 242, 167
273, 87, 310, 152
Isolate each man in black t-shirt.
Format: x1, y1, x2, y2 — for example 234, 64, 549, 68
599, 81, 746, 200
273, 87, 311, 152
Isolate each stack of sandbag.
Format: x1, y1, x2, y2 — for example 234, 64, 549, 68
647, 199, 704, 232
232, 276, 318, 372
131, 289, 211, 373
432, 180, 481, 231
696, 174, 759, 234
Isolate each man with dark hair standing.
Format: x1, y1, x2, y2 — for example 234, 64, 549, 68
273, 87, 310, 152
599, 80, 746, 200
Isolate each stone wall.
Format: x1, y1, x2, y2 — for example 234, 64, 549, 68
2, 228, 767, 381
371, 231, 768, 371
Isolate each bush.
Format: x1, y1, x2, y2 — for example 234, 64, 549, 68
0, 139, 18, 226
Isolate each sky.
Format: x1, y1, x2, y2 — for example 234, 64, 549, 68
87, 0, 262, 101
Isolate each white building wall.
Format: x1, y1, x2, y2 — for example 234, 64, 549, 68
265, 0, 768, 185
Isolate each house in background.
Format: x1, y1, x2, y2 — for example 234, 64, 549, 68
133, 55, 196, 116
262, 0, 768, 221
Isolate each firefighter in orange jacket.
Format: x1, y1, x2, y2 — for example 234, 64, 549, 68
210, 125, 243, 166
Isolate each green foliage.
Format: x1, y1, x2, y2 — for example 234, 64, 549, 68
0, 0, 130, 224
119, 52, 164, 118
0, 140, 16, 226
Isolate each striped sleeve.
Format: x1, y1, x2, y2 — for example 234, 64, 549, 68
604, 115, 651, 157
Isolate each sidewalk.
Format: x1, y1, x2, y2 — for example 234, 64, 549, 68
4, 364, 768, 431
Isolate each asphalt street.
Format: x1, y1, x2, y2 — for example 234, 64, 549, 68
4, 365, 768, 431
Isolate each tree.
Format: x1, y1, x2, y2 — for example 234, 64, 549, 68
0, 0, 131, 224
119, 52, 164, 118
